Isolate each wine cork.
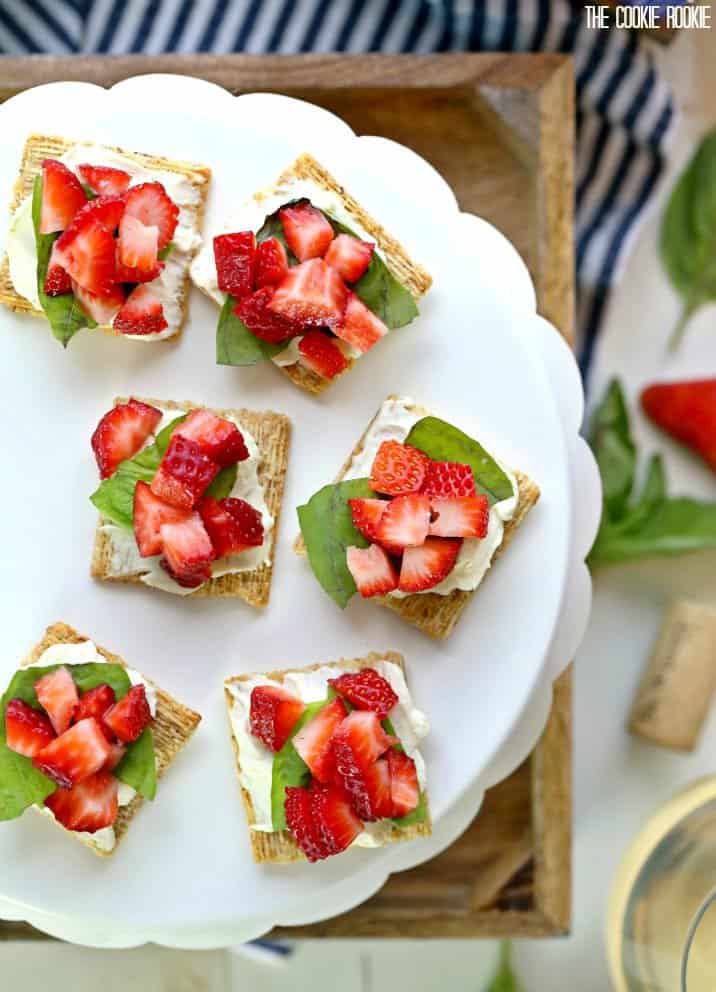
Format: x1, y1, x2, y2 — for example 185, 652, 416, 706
629, 601, 716, 752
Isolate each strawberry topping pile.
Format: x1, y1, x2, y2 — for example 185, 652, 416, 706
4, 666, 153, 834
346, 442, 490, 596
213, 198, 384, 380
38, 158, 179, 335
249, 667, 420, 861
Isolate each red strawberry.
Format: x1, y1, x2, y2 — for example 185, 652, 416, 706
176, 409, 249, 466
71, 194, 125, 233
428, 495, 489, 539
348, 498, 388, 543
104, 742, 126, 771
113, 285, 168, 336
369, 440, 428, 496
421, 461, 476, 498
250, 685, 306, 752
641, 379, 716, 472
279, 200, 334, 261
284, 785, 331, 862
398, 537, 462, 593
292, 697, 347, 783
311, 782, 362, 856
78, 163, 131, 198
328, 668, 398, 720
117, 213, 160, 279
133, 480, 190, 557
34, 667, 79, 736
331, 710, 397, 775
44, 770, 118, 834
213, 231, 256, 300
333, 292, 387, 353
324, 234, 374, 283
53, 216, 117, 296
255, 237, 288, 288
74, 685, 116, 734
234, 286, 302, 344
5, 698, 55, 758
344, 757, 393, 821
103, 685, 151, 744
346, 543, 399, 598
123, 182, 178, 251
376, 494, 431, 551
269, 259, 347, 328
91, 399, 162, 479
72, 280, 126, 325
387, 750, 419, 817
159, 513, 215, 587
151, 434, 220, 510
39, 159, 86, 234
44, 242, 71, 296
33, 718, 111, 788
298, 329, 348, 380
198, 496, 264, 558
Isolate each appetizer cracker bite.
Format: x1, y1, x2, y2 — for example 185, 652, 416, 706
224, 651, 431, 864
0, 134, 211, 344
191, 153, 431, 394
0, 623, 200, 857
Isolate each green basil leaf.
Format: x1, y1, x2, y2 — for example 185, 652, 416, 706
270, 696, 333, 830
392, 790, 428, 828
157, 241, 174, 261
216, 294, 284, 367
603, 454, 666, 539
80, 183, 98, 200
116, 727, 156, 801
588, 378, 636, 522
205, 464, 238, 501
405, 416, 513, 505
589, 497, 716, 564
297, 478, 377, 608
256, 212, 298, 264
485, 943, 522, 992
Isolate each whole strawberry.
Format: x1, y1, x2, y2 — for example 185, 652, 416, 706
641, 379, 716, 472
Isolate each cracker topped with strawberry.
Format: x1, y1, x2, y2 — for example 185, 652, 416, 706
190, 153, 431, 395
0, 134, 211, 345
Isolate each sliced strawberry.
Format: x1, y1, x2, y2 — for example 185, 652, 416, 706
151, 434, 220, 510
311, 781, 363, 856
348, 498, 388, 543
53, 216, 117, 296
72, 281, 126, 325
387, 749, 419, 817
284, 785, 331, 862
91, 399, 162, 479
44, 770, 118, 834
324, 234, 374, 283
43, 242, 71, 296
641, 379, 716, 472
78, 163, 131, 198
369, 440, 428, 496
33, 718, 111, 788
117, 213, 160, 279
398, 537, 462, 593
333, 292, 387, 353
123, 182, 178, 251
198, 496, 264, 558
269, 259, 347, 328
346, 543, 399, 598
250, 685, 306, 752
376, 494, 431, 551
331, 710, 397, 776
328, 669, 398, 720
133, 480, 190, 557
213, 231, 256, 300
234, 286, 301, 344
421, 461, 477, 498
103, 685, 151, 744
279, 200, 334, 261
104, 742, 126, 771
292, 697, 347, 783
176, 409, 249, 466
346, 757, 393, 821
298, 328, 349, 380
74, 684, 116, 729
71, 194, 125, 233
39, 159, 86, 234
255, 237, 289, 288
429, 495, 489, 539
34, 667, 79, 736
159, 513, 215, 587
113, 284, 168, 336
5, 698, 55, 758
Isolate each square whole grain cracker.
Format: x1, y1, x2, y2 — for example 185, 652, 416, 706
0, 133, 211, 339
20, 622, 201, 858
91, 397, 291, 607
224, 650, 431, 864
295, 396, 540, 640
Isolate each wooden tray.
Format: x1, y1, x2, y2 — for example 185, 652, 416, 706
0, 53, 574, 940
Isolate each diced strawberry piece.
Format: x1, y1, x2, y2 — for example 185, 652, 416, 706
284, 785, 331, 862
71, 194, 125, 233
103, 685, 151, 744
113, 284, 168, 336
34, 667, 79, 736
115, 258, 163, 285
346, 544, 399, 598
370, 441, 429, 497
91, 399, 162, 479
5, 698, 55, 758
43, 242, 71, 296
641, 379, 716, 472
269, 259, 347, 328
398, 537, 462, 593
387, 750, 419, 817
331, 710, 397, 776
346, 757, 393, 821
298, 329, 349, 380
333, 292, 387, 354
72, 280, 126, 324
348, 498, 388, 543
250, 685, 306, 752
74, 684, 116, 730
78, 164, 131, 197
117, 213, 159, 277
176, 409, 249, 466
234, 286, 302, 344
428, 495, 489, 539
123, 181, 178, 251
421, 461, 477, 498
324, 234, 374, 283
198, 496, 264, 559
33, 718, 111, 788
104, 742, 126, 771
255, 237, 289, 288
39, 159, 86, 234
150, 434, 220, 510
311, 782, 363, 856
292, 697, 347, 783
133, 480, 190, 557
53, 216, 117, 296
44, 770, 118, 834
159, 513, 215, 587
213, 231, 256, 299
279, 200, 334, 261
328, 669, 398, 720
376, 494, 431, 551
